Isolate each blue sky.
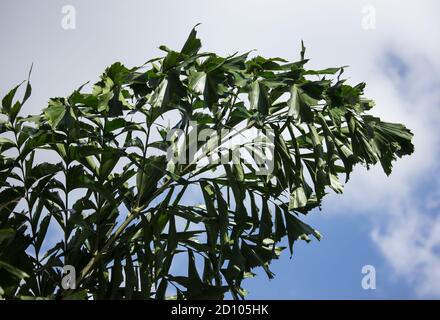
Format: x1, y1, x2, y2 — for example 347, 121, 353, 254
1, 0, 440, 299
245, 208, 416, 299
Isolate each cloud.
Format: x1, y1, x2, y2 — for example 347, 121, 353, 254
323, 38, 440, 300
371, 207, 440, 298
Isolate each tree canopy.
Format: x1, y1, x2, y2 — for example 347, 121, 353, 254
0, 26, 414, 300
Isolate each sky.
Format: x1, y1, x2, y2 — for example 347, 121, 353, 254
1, 0, 440, 299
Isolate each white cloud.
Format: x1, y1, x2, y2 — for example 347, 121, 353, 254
372, 209, 440, 298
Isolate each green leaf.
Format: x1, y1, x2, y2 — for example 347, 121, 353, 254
0, 228, 15, 245
108, 86, 124, 117
43, 98, 75, 129
9, 101, 22, 124
287, 84, 300, 120
0, 137, 15, 153
100, 149, 121, 179
0, 261, 29, 280
1, 82, 23, 114
259, 199, 272, 241
188, 71, 206, 94
304, 67, 344, 75
103, 62, 131, 85
34, 215, 51, 254
200, 181, 219, 248
241, 242, 274, 279
104, 118, 127, 133
0, 187, 24, 218
26, 162, 63, 188
181, 24, 202, 56
148, 71, 185, 109
62, 290, 88, 300
187, 250, 203, 299
329, 173, 344, 194
285, 211, 321, 256
274, 206, 286, 242
249, 81, 270, 115
124, 255, 136, 299
288, 186, 308, 210
213, 183, 229, 245
136, 155, 166, 205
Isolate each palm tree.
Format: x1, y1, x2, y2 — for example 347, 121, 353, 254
0, 26, 413, 300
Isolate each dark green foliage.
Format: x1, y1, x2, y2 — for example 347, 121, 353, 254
0, 26, 414, 300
